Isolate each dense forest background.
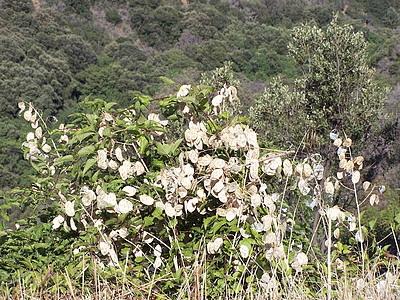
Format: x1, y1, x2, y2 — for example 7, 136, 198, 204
1, 0, 400, 227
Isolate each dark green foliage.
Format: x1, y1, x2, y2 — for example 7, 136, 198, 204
105, 9, 122, 25
2, 0, 34, 13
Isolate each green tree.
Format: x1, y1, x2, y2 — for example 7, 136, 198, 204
251, 14, 385, 151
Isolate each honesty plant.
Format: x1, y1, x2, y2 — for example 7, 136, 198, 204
17, 80, 384, 297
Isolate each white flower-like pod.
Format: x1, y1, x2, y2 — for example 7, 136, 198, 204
239, 244, 250, 259
339, 159, 347, 169
226, 208, 237, 222
99, 241, 110, 255
363, 181, 371, 192
31, 120, 39, 129
198, 155, 212, 167
369, 194, 378, 206
264, 232, 277, 245
153, 256, 162, 269
337, 171, 344, 180
119, 160, 133, 181
35, 127, 42, 140
325, 181, 335, 195
262, 215, 273, 231
216, 208, 227, 217
333, 138, 342, 147
213, 158, 226, 169
354, 156, 364, 165
135, 161, 146, 176
27, 132, 35, 141
334, 228, 340, 239
140, 194, 155, 206
18, 101, 25, 112
185, 197, 198, 213
65, 201, 75, 217
182, 164, 194, 176
52, 215, 64, 230
212, 94, 224, 107
107, 193, 117, 208
349, 222, 356, 232
118, 199, 133, 214
313, 164, 324, 180
352, 170, 361, 184
82, 189, 96, 206
298, 179, 310, 195
343, 138, 352, 148
165, 202, 176, 217
186, 149, 199, 164
23, 110, 32, 122
355, 229, 364, 243
185, 129, 198, 143
143, 232, 154, 244
283, 159, 292, 177
98, 126, 105, 137
303, 163, 313, 178
249, 162, 259, 181
207, 237, 224, 254
218, 190, 227, 203
296, 252, 308, 266
175, 204, 183, 217
70, 218, 77, 231
42, 144, 51, 153
118, 228, 129, 239
180, 177, 192, 190
148, 113, 168, 126
59, 134, 69, 144
345, 160, 354, 172
178, 187, 187, 198
237, 134, 247, 148
177, 84, 191, 98
97, 149, 108, 170
269, 156, 282, 171
245, 127, 258, 147
212, 180, 224, 194
154, 244, 162, 257
251, 194, 262, 208
108, 160, 118, 170
330, 131, 339, 140
115, 147, 124, 162
122, 186, 137, 197
210, 168, 224, 180
326, 206, 341, 221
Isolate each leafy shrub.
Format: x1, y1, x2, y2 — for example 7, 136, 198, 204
105, 9, 122, 25
5, 71, 392, 298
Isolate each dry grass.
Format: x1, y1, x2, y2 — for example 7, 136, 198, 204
1, 248, 399, 300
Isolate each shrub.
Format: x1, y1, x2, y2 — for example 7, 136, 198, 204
105, 9, 122, 25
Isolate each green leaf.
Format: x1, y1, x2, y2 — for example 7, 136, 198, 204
83, 158, 97, 176
105, 102, 118, 111
156, 139, 183, 156
102, 127, 112, 137
213, 219, 226, 234
77, 145, 95, 157
159, 76, 175, 86
53, 155, 74, 166
138, 136, 148, 154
